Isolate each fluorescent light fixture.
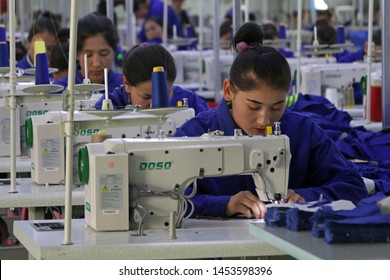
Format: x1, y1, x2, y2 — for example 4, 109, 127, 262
315, 0, 328, 10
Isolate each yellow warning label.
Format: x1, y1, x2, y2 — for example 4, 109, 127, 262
43, 148, 49, 154
103, 185, 109, 192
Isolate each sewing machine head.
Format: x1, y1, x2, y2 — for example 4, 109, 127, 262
80, 131, 291, 232
300, 62, 381, 97
27, 107, 195, 185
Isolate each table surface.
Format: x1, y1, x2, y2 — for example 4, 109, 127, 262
249, 222, 390, 260
0, 178, 84, 208
13, 218, 284, 260
0, 156, 31, 173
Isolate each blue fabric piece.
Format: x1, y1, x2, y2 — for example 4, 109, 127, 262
137, 0, 184, 43
335, 129, 390, 162
323, 215, 390, 243
336, 47, 364, 63
278, 47, 294, 58
348, 30, 368, 48
16, 54, 33, 69
53, 67, 123, 94
94, 85, 209, 115
264, 207, 290, 227
311, 193, 386, 238
174, 99, 368, 218
287, 93, 352, 140
286, 208, 316, 231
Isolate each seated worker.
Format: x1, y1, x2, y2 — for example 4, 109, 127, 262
337, 29, 382, 63
54, 13, 122, 93
134, 0, 184, 43
173, 22, 368, 219
0, 217, 9, 245
144, 16, 165, 44
171, 0, 196, 38
262, 22, 294, 58
50, 41, 69, 81
94, 43, 210, 115
313, 24, 337, 45
16, 13, 59, 69
219, 19, 233, 50
50, 28, 70, 81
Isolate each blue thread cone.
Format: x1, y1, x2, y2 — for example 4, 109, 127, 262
151, 66, 170, 108
0, 42, 9, 67
336, 26, 345, 44
0, 25, 6, 42
279, 24, 286, 39
186, 25, 195, 38
35, 53, 50, 85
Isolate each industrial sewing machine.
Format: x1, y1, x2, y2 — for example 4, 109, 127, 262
202, 56, 337, 91
0, 89, 103, 156
27, 107, 195, 185
79, 130, 291, 233
300, 62, 382, 102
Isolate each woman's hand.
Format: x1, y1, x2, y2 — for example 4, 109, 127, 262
284, 189, 305, 203
226, 191, 267, 219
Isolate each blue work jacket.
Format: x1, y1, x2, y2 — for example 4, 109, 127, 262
94, 85, 209, 115
173, 99, 368, 218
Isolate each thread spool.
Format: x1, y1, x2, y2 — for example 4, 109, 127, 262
34, 39, 50, 85
370, 85, 382, 122
325, 87, 338, 108
336, 26, 345, 44
345, 85, 355, 109
91, 131, 112, 143
0, 42, 9, 67
0, 25, 9, 67
278, 23, 286, 39
151, 66, 170, 108
0, 24, 6, 42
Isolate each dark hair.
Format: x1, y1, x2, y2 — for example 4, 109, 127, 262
230, 23, 290, 93
123, 43, 176, 86
134, 0, 147, 13
262, 23, 278, 40
77, 13, 118, 52
373, 29, 381, 46
27, 15, 59, 42
315, 24, 336, 45
145, 16, 164, 28
231, 22, 264, 49
144, 16, 172, 38
57, 27, 70, 43
220, 20, 232, 38
50, 41, 69, 72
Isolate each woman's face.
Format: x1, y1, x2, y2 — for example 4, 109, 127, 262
123, 77, 173, 109
28, 31, 58, 64
77, 34, 115, 83
223, 79, 287, 135
145, 20, 163, 41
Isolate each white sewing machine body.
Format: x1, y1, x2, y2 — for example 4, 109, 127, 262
0, 98, 21, 156
300, 62, 382, 97
80, 133, 291, 232
0, 82, 35, 156
27, 108, 195, 185
0, 91, 102, 156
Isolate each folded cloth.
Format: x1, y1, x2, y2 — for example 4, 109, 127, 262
323, 215, 390, 243
265, 200, 355, 230
264, 206, 290, 227
311, 193, 387, 237
286, 208, 316, 231
285, 200, 355, 231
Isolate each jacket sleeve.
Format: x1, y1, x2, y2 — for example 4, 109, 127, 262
291, 121, 368, 204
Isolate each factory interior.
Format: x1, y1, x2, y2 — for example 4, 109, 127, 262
1, 0, 390, 261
